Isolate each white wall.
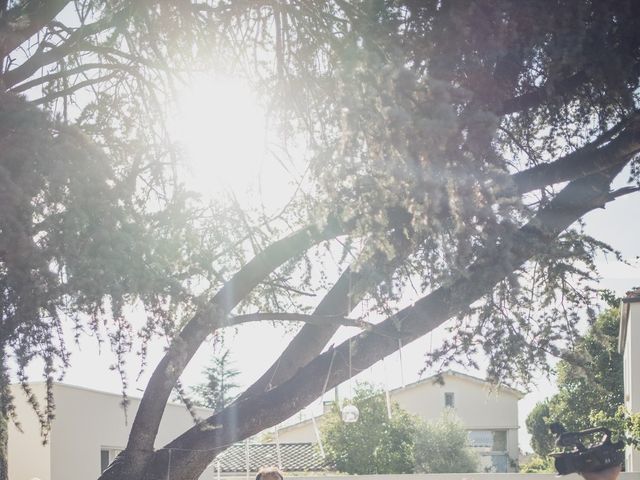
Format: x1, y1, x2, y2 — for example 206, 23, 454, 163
9, 383, 217, 480
622, 300, 640, 471
8, 383, 51, 480
277, 373, 521, 470
391, 375, 520, 467
276, 419, 318, 444
390, 375, 519, 430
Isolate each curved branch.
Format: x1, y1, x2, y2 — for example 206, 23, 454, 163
230, 115, 640, 409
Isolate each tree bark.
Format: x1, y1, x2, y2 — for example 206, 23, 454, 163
238, 265, 368, 400
139, 160, 634, 480
108, 225, 339, 480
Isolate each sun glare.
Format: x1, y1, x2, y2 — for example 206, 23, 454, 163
170, 76, 270, 201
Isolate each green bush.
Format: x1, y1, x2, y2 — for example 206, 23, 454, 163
520, 455, 555, 473
413, 410, 480, 473
321, 383, 418, 474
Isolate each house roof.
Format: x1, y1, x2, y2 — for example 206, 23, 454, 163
276, 370, 524, 435
394, 369, 526, 399
619, 287, 640, 354
10, 382, 212, 416
215, 443, 327, 472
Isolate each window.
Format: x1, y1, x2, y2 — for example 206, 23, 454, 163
444, 392, 455, 408
100, 447, 123, 473
468, 430, 510, 472
100, 450, 109, 473
468, 430, 492, 448
467, 430, 507, 452
492, 430, 507, 451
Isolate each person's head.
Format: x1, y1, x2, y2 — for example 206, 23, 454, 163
580, 464, 621, 480
256, 467, 283, 480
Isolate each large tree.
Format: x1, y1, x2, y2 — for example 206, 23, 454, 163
191, 348, 239, 412
1, 2, 640, 480
526, 307, 624, 457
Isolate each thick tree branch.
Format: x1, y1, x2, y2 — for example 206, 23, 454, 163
0, 0, 70, 60
9, 62, 132, 93
1, 8, 130, 88
115, 224, 341, 480
234, 114, 640, 406
499, 71, 588, 115
237, 266, 369, 400
227, 312, 370, 329
511, 112, 640, 194
28, 71, 119, 105
143, 157, 632, 480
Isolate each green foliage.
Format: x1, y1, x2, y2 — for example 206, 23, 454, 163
630, 413, 640, 448
413, 410, 480, 474
321, 383, 418, 474
0, 91, 250, 433
526, 308, 624, 456
321, 384, 479, 475
526, 401, 556, 457
191, 348, 240, 412
520, 455, 555, 473
590, 407, 640, 449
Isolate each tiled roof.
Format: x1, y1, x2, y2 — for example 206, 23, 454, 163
215, 443, 328, 472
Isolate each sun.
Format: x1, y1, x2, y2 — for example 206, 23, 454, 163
169, 75, 269, 200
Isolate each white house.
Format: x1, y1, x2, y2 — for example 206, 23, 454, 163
619, 288, 640, 472
8, 383, 215, 480
273, 370, 524, 472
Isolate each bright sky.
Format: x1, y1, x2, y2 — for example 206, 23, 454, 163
22, 74, 640, 454
167, 74, 305, 212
